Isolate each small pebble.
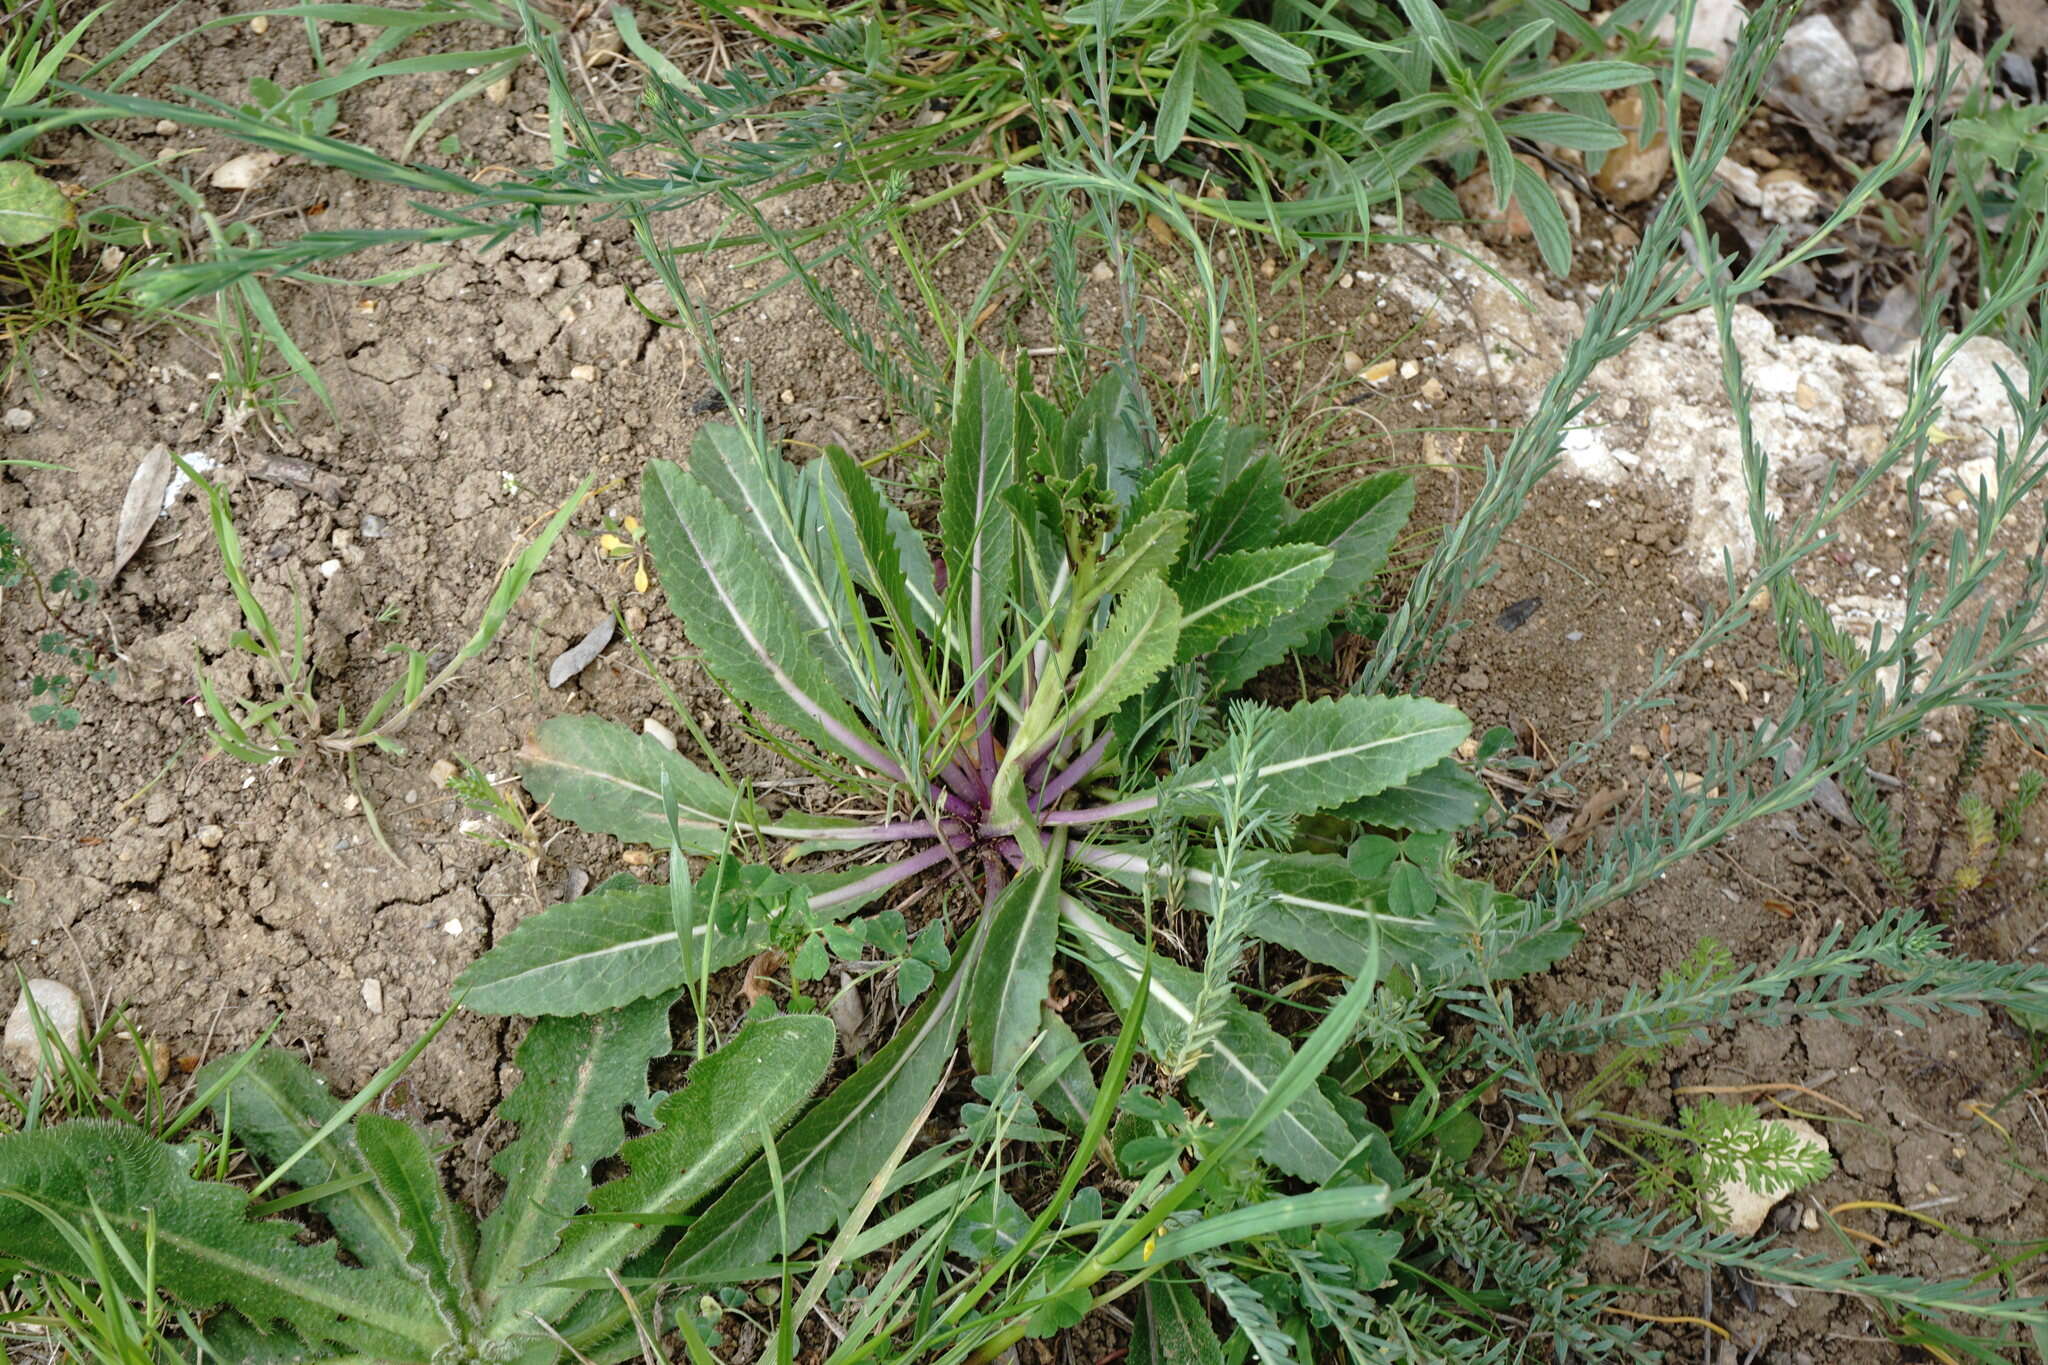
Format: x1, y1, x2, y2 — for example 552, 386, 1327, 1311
1420, 377, 1446, 403
155, 119, 177, 136
780, 388, 796, 404
428, 757, 459, 787
197, 824, 225, 848
1399, 359, 1420, 379
1089, 260, 1114, 282
317, 558, 341, 579
569, 364, 598, 383
361, 514, 390, 538
443, 918, 463, 936
3, 407, 33, 431
250, 13, 268, 32
361, 978, 384, 1014
1342, 351, 1365, 375
1362, 358, 1397, 384
1336, 272, 1354, 289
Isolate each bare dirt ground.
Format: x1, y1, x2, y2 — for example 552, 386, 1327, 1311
2, 3, 2044, 1359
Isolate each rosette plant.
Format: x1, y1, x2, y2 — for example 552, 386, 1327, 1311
453, 358, 1561, 1288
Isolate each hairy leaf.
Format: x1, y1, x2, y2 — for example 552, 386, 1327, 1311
1022, 1008, 1098, 1134
819, 447, 940, 636
456, 874, 760, 1017
476, 992, 671, 1297
196, 1049, 404, 1272
669, 929, 980, 1276
355, 1114, 478, 1336
520, 715, 743, 853
1174, 544, 1332, 660
1063, 901, 1356, 1182
1168, 695, 1470, 819
1134, 1276, 1224, 1365
0, 1121, 437, 1358
1207, 473, 1413, 691
969, 864, 1063, 1078
1069, 577, 1181, 727
941, 356, 1017, 685
643, 459, 899, 776
1334, 757, 1489, 832
502, 1015, 835, 1334
1092, 470, 1190, 603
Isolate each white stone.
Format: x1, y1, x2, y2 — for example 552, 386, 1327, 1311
362, 978, 384, 1014
1771, 16, 1867, 124
209, 151, 281, 191
2, 407, 32, 431
1655, 0, 1748, 67
4, 979, 85, 1076
1760, 175, 1825, 223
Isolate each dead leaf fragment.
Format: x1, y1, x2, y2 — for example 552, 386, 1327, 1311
742, 949, 786, 1004
547, 615, 615, 689
110, 444, 174, 582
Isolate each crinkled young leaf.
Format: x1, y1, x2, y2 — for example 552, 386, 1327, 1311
1062, 900, 1357, 1182
968, 864, 1063, 1078
642, 459, 900, 776
456, 874, 759, 1018
354, 1114, 479, 1337
1167, 695, 1470, 819
1335, 756, 1490, 832
520, 715, 744, 853
0, 1121, 438, 1359
1174, 544, 1332, 660
1092, 479, 1190, 604
669, 923, 982, 1277
1207, 473, 1413, 692
196, 1049, 404, 1273
499, 1015, 835, 1335
1068, 576, 1181, 726
476, 992, 671, 1298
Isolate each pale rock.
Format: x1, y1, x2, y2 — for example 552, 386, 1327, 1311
1771, 16, 1867, 124
1713, 158, 1764, 208
1655, 0, 1748, 66
1759, 172, 1825, 223
2, 407, 32, 431
1710, 1118, 1829, 1235
210, 151, 281, 191
362, 978, 384, 1014
4, 980, 85, 1077
1840, 0, 1892, 51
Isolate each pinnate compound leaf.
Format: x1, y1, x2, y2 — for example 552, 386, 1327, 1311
1168, 695, 1470, 819
968, 863, 1063, 1078
642, 460, 895, 772
1062, 900, 1356, 1182
196, 1049, 405, 1272
476, 992, 671, 1298
1207, 473, 1413, 692
0, 1121, 438, 1359
1069, 576, 1181, 726
457, 874, 760, 1017
354, 1114, 479, 1336
670, 931, 979, 1277
1174, 544, 1332, 660
520, 715, 743, 853
504, 1015, 835, 1334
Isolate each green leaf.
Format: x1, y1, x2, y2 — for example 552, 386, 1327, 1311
196, 1049, 406, 1274
819, 448, 941, 635
1389, 861, 1436, 920
501, 1015, 835, 1336
0, 160, 73, 247
1510, 154, 1573, 276
1155, 50, 1197, 160
643, 459, 899, 775
1191, 49, 1248, 131
669, 926, 981, 1277
1174, 544, 1332, 659
1119, 1187, 1392, 1270
0, 1121, 438, 1358
1093, 480, 1191, 604
969, 863, 1063, 1078
1168, 695, 1471, 820
475, 992, 671, 1299
940, 355, 1018, 675
456, 874, 759, 1017
1334, 757, 1489, 831
1069, 577, 1182, 726
1064, 902, 1357, 1182
1134, 1276, 1224, 1365
1022, 1008, 1099, 1134
1212, 18, 1314, 83
354, 1115, 479, 1336
1206, 474, 1413, 692
520, 715, 744, 853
